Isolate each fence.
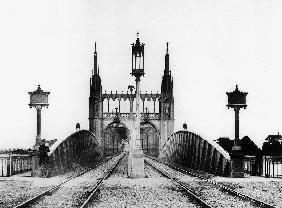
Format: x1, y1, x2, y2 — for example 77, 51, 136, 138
262, 156, 282, 178
0, 154, 32, 176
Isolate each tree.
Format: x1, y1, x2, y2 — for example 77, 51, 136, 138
216, 137, 232, 153
240, 136, 261, 156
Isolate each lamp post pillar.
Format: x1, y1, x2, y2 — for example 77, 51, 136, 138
226, 85, 248, 178
135, 77, 142, 150
36, 106, 42, 146
28, 85, 50, 150
234, 107, 240, 146
128, 33, 145, 178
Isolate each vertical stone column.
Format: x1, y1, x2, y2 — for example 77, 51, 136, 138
128, 77, 145, 178
226, 86, 247, 178
8, 155, 12, 176
107, 98, 110, 114
234, 107, 240, 146
130, 97, 133, 116
135, 77, 141, 149
230, 107, 244, 178
128, 85, 134, 117
35, 106, 42, 147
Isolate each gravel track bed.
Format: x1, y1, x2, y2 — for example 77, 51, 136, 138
109, 153, 128, 178
214, 177, 282, 207
86, 178, 201, 208
0, 179, 53, 208
110, 153, 163, 179
145, 158, 258, 208
145, 162, 165, 178
0, 161, 105, 208
0, 172, 76, 208
84, 156, 200, 207
28, 154, 123, 208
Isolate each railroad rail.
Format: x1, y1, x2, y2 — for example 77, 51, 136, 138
145, 159, 213, 208
13, 153, 125, 208
145, 156, 277, 208
79, 152, 125, 208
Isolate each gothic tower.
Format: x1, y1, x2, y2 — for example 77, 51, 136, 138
89, 42, 103, 144
159, 43, 174, 148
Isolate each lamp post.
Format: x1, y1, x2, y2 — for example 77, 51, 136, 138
226, 85, 248, 177
28, 85, 50, 149
128, 33, 145, 178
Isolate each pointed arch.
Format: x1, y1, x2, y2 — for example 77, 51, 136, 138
102, 122, 130, 156
140, 121, 160, 157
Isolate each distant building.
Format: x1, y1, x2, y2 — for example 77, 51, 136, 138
262, 133, 282, 177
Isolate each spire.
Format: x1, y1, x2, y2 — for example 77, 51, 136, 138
166, 42, 169, 54
94, 42, 98, 75
165, 42, 169, 74
161, 42, 173, 96
94, 42, 97, 54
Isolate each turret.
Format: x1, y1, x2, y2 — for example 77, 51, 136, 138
89, 42, 103, 133
161, 43, 173, 96
160, 43, 174, 120
90, 42, 102, 98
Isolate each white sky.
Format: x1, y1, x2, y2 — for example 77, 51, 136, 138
0, 0, 281, 149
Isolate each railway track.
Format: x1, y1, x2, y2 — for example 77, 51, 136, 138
145, 160, 214, 208
145, 157, 277, 208
88, 155, 203, 208
79, 153, 125, 208
13, 153, 125, 208
12, 153, 276, 208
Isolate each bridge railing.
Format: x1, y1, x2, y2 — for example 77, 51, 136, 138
0, 154, 32, 177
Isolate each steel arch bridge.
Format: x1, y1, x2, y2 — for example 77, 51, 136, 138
159, 131, 231, 176
41, 129, 231, 177
47, 130, 102, 175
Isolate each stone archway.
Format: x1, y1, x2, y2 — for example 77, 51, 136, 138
103, 122, 130, 157
141, 122, 160, 157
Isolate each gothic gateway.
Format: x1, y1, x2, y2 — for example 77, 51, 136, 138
89, 36, 174, 157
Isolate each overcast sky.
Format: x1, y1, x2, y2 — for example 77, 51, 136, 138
0, 0, 281, 149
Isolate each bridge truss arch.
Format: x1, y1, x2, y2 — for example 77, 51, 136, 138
47, 130, 102, 175
102, 121, 130, 157
141, 121, 160, 157
159, 131, 231, 176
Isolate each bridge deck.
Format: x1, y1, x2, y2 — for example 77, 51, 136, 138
0, 154, 281, 207
87, 154, 201, 208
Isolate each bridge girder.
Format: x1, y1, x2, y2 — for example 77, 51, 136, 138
47, 130, 102, 175
159, 131, 230, 176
